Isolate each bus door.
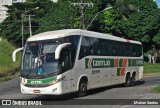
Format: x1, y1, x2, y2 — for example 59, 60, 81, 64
60, 47, 74, 93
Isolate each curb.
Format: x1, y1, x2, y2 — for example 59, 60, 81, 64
144, 74, 160, 78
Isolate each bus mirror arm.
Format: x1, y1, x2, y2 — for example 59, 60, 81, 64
12, 47, 24, 62
55, 43, 71, 59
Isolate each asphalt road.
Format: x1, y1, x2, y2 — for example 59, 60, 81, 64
0, 76, 160, 108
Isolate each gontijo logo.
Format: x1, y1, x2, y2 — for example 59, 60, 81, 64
85, 58, 114, 69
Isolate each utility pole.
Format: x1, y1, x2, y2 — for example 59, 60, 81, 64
71, 0, 93, 29
28, 14, 35, 37
21, 14, 35, 47
21, 7, 39, 47
21, 13, 24, 47
23, 14, 35, 37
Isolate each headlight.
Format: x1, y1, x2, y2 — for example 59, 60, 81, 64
48, 76, 66, 85
21, 77, 27, 85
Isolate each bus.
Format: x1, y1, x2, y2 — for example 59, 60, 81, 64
12, 29, 143, 97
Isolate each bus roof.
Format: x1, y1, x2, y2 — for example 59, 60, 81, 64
27, 29, 142, 45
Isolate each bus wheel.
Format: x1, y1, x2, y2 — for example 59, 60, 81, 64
131, 75, 136, 86
125, 75, 131, 87
78, 80, 87, 97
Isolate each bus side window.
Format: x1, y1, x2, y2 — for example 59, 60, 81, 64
79, 46, 88, 59
69, 35, 80, 66
112, 42, 118, 56
105, 41, 108, 56
90, 47, 94, 55
118, 43, 124, 56
108, 41, 113, 56
132, 45, 136, 57
89, 37, 96, 55
79, 37, 90, 59
136, 44, 142, 57
125, 44, 132, 56
97, 39, 106, 56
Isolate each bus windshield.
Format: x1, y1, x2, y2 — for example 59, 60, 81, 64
22, 40, 61, 79
21, 35, 80, 79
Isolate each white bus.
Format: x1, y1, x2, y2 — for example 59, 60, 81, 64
13, 29, 143, 97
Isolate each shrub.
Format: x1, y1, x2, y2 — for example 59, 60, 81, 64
0, 38, 21, 76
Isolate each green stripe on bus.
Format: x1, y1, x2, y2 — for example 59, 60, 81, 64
132, 59, 143, 66
117, 68, 121, 76
128, 59, 132, 66
27, 76, 57, 84
85, 58, 143, 69
85, 58, 89, 68
119, 59, 123, 67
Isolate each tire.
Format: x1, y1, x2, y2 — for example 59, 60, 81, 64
125, 75, 131, 87
78, 80, 87, 97
131, 75, 136, 86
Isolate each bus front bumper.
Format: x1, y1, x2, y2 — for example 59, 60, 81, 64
20, 83, 63, 95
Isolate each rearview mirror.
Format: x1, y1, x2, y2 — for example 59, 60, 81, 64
55, 43, 71, 59
12, 47, 24, 62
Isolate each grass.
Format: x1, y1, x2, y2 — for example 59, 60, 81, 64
0, 71, 20, 82
153, 85, 160, 93
144, 63, 160, 74
0, 38, 21, 82
144, 63, 160, 93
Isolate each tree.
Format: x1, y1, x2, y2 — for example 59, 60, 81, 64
1, 0, 160, 52
0, 0, 52, 46
103, 0, 160, 51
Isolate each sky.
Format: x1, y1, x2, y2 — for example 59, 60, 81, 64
156, 0, 160, 8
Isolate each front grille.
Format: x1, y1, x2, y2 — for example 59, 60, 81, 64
24, 84, 50, 88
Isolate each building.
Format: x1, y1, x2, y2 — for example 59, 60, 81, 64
0, 0, 26, 23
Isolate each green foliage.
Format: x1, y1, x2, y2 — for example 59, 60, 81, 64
36, 0, 75, 33
153, 33, 160, 44
0, 0, 160, 52
0, 38, 21, 76
103, 0, 160, 52
0, 0, 53, 46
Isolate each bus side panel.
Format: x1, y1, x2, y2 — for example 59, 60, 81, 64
101, 68, 112, 87
75, 58, 113, 90
61, 70, 72, 94
111, 68, 121, 85
75, 68, 91, 91
138, 66, 143, 80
